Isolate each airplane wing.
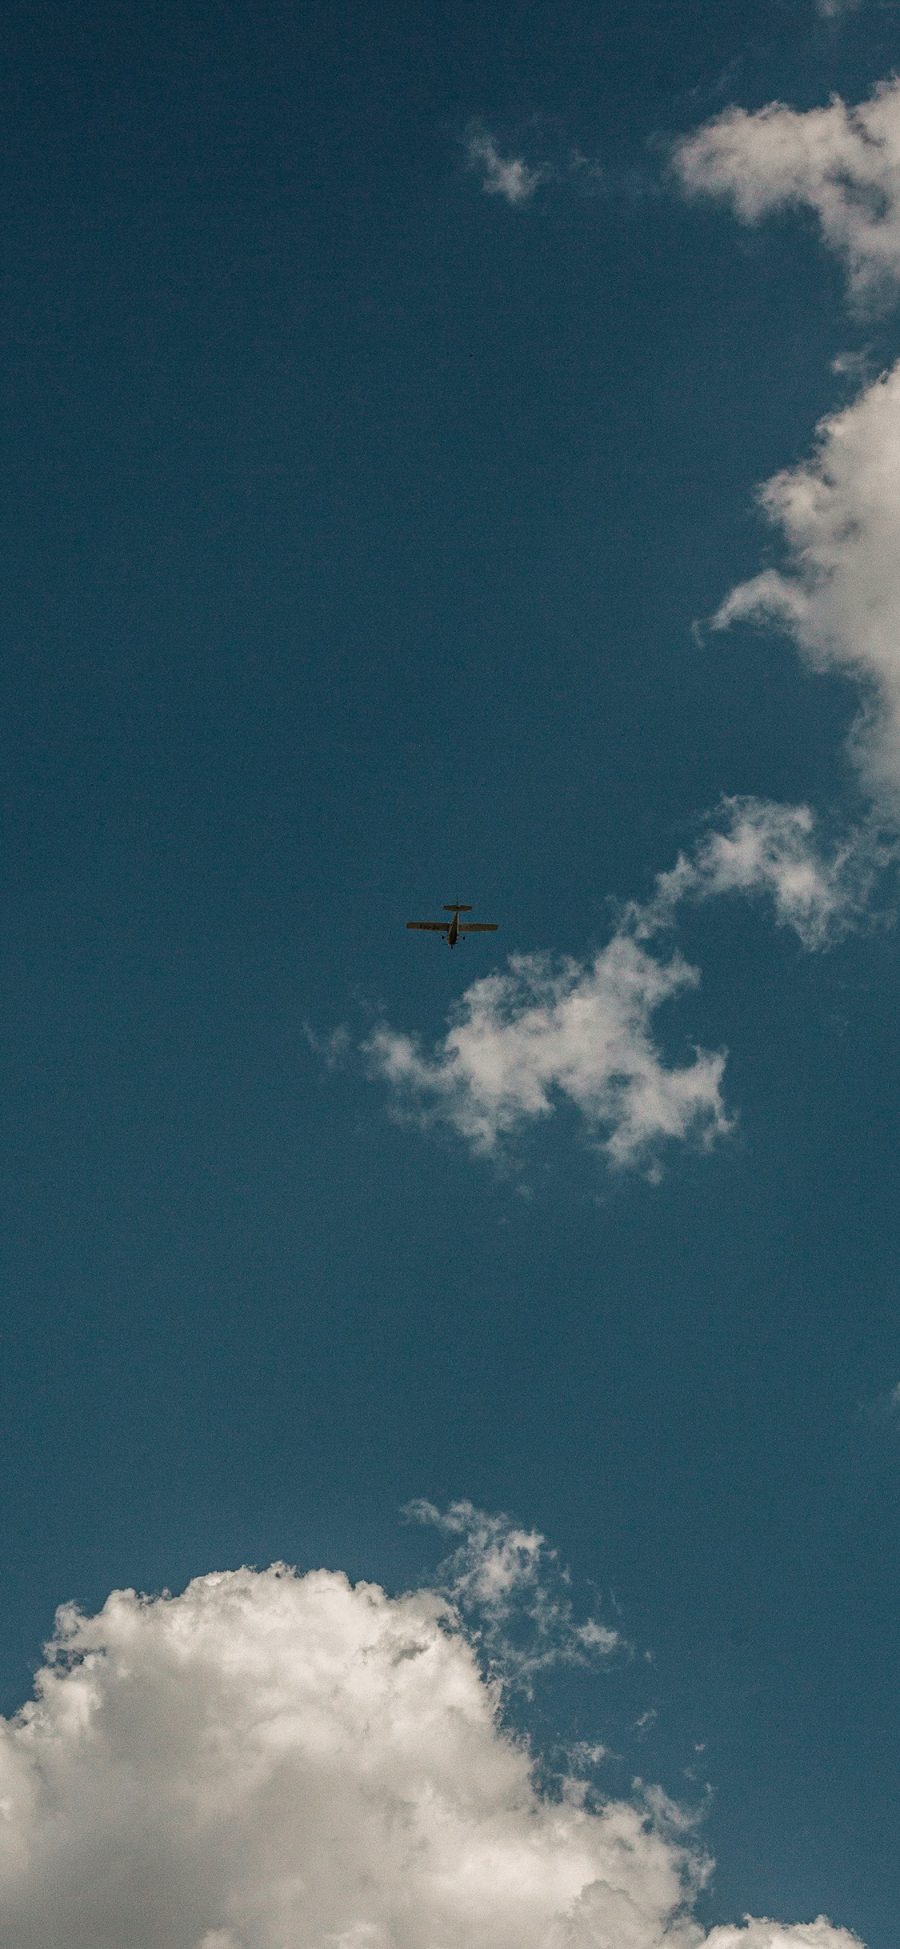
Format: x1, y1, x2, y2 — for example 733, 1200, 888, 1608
459, 923, 498, 931
406, 921, 447, 930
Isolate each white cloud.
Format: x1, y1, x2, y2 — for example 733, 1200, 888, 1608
674, 77, 900, 305
0, 1562, 864, 1949
710, 364, 900, 809
405, 1500, 623, 1686
633, 797, 875, 948
705, 1930, 862, 1949
366, 932, 730, 1171
464, 126, 548, 204
362, 796, 875, 1171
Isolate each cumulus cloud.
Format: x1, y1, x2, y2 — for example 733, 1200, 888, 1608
366, 931, 729, 1171
710, 364, 900, 810
674, 77, 900, 306
0, 1561, 864, 1949
464, 125, 549, 204
363, 796, 873, 1170
405, 1500, 623, 1686
703, 1931, 862, 1949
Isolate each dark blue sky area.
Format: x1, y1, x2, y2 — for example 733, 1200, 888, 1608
2, 4, 899, 1944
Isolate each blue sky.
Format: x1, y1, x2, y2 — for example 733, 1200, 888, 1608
3, 3, 900, 1945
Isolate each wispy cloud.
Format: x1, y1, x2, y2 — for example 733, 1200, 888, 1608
632, 797, 879, 949
464, 124, 550, 205
462, 124, 614, 206
869, 1378, 900, 1421
405, 1498, 623, 1689
0, 1556, 864, 1948
673, 77, 900, 308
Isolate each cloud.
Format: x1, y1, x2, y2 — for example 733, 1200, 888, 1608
0, 1561, 865, 1949
405, 1500, 623, 1687
461, 128, 611, 204
362, 798, 874, 1172
633, 797, 876, 948
673, 77, 900, 306
366, 931, 730, 1172
703, 1931, 862, 1949
464, 126, 549, 205
830, 348, 875, 385
870, 1379, 900, 1421
710, 364, 900, 810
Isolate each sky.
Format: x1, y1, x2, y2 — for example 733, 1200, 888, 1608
2, 1, 900, 1944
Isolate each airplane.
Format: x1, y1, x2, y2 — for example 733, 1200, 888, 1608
406, 902, 499, 948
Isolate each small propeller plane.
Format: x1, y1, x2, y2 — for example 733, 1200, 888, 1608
406, 902, 498, 948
